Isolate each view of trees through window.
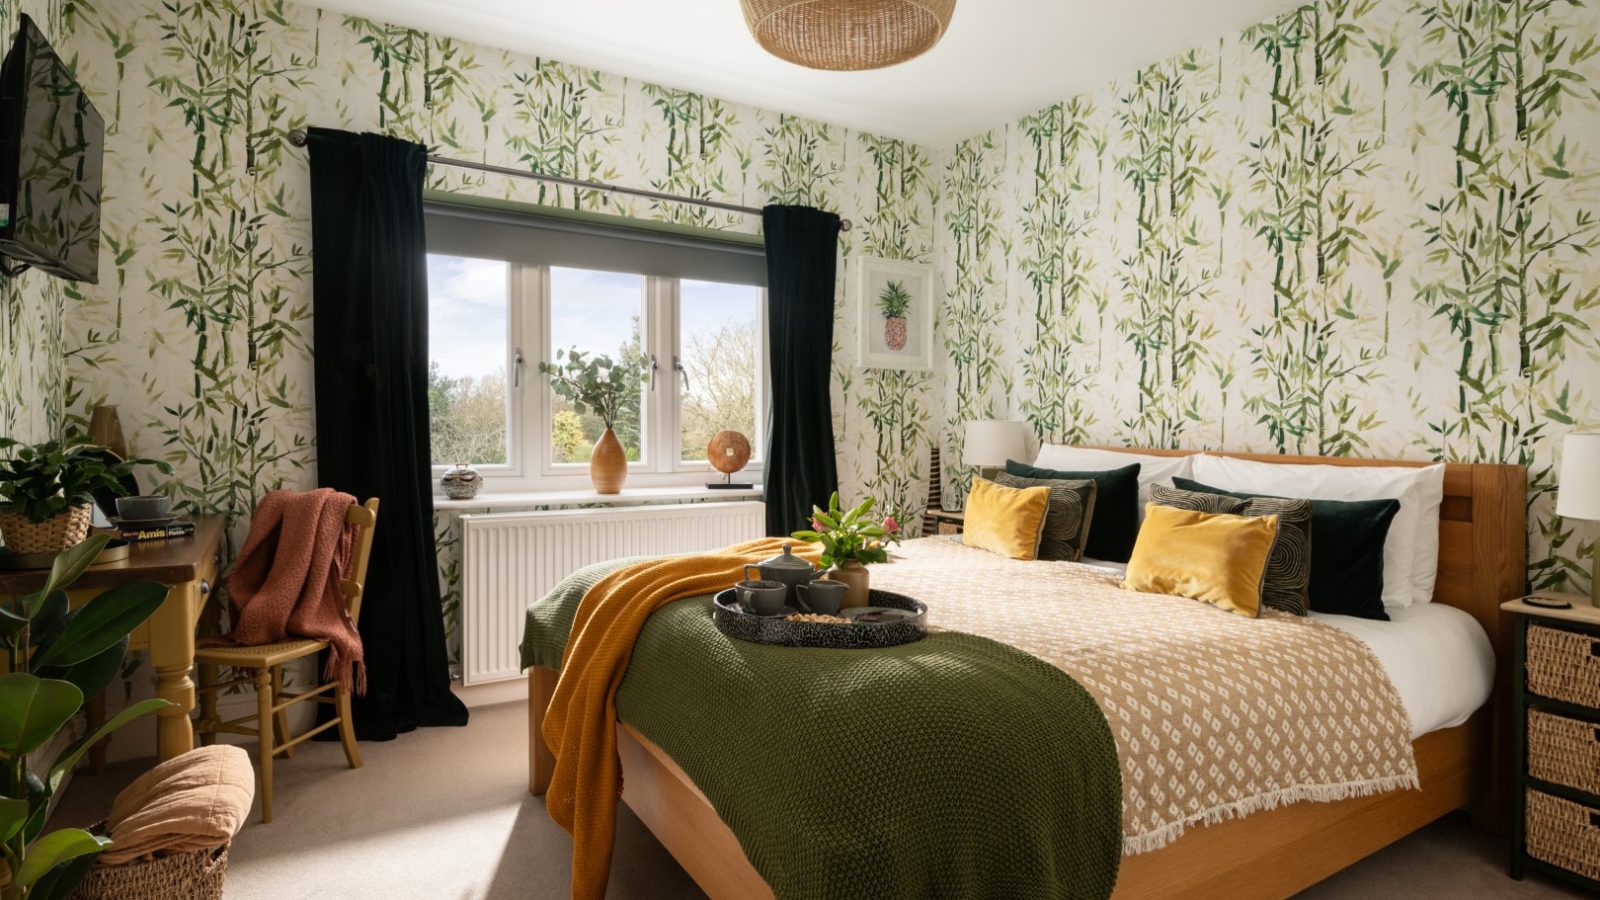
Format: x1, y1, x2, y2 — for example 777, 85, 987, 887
548, 267, 647, 464
679, 280, 760, 462
427, 255, 510, 466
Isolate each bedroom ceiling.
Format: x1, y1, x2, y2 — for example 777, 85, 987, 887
305, 0, 1306, 145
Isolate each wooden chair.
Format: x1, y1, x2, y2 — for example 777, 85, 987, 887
194, 498, 379, 822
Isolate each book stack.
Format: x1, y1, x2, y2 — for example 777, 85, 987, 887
116, 519, 196, 542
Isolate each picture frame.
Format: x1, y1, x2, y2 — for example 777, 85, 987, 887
856, 256, 935, 370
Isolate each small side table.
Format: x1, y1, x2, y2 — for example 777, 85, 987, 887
1503, 594, 1600, 893
922, 509, 964, 537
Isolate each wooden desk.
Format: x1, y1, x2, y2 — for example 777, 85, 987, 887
0, 517, 224, 762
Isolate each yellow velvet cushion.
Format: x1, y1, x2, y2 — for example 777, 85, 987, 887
1123, 503, 1280, 617
962, 478, 1052, 561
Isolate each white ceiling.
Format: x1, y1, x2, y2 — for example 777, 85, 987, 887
306, 0, 1306, 145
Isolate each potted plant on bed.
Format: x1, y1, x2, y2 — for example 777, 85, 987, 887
539, 348, 650, 495
791, 493, 902, 609
0, 436, 168, 554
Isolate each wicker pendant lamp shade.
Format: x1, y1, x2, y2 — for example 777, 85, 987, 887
741, 0, 957, 71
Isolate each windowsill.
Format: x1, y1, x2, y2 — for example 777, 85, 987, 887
433, 483, 764, 511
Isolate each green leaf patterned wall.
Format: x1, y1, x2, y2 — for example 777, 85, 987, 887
933, 0, 1600, 595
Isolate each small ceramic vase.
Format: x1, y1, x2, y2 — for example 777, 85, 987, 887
591, 427, 627, 494
440, 463, 483, 501
826, 559, 870, 609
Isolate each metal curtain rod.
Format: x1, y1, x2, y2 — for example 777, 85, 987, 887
286, 128, 852, 232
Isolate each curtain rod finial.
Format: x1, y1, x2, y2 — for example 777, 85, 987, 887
840, 218, 852, 232
288, 128, 308, 147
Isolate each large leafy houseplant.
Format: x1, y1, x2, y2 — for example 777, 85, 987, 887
0, 534, 170, 899
0, 436, 169, 523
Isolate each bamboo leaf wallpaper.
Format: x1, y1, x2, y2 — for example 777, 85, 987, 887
933, 0, 1600, 595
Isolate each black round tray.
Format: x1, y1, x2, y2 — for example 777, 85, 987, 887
711, 587, 927, 649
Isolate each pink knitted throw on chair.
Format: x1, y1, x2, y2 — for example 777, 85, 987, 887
222, 488, 366, 694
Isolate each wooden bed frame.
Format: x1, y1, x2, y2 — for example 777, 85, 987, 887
528, 450, 1527, 899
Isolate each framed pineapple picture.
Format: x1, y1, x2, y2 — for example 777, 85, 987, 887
856, 256, 934, 370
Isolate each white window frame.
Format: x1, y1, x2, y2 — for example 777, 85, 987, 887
428, 257, 767, 493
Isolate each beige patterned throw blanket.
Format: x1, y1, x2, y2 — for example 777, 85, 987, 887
872, 538, 1420, 854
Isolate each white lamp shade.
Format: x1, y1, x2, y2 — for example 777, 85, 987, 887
963, 420, 1028, 468
1557, 432, 1600, 521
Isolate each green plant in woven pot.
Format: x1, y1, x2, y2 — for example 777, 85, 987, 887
539, 348, 650, 494
0, 437, 170, 555
878, 280, 912, 352
0, 533, 171, 899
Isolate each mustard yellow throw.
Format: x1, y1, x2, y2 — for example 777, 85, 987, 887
963, 477, 1052, 560
1123, 504, 1280, 617
542, 537, 820, 900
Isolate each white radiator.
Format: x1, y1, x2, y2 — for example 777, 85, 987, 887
459, 501, 767, 685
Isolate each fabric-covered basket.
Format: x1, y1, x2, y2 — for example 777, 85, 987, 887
1528, 708, 1600, 796
0, 503, 92, 554
1525, 788, 1600, 883
67, 838, 228, 900
1526, 624, 1600, 709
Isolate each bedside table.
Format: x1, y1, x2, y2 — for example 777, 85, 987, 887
1504, 594, 1600, 892
921, 509, 964, 537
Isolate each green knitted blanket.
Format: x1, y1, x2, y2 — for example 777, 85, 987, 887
522, 559, 1122, 900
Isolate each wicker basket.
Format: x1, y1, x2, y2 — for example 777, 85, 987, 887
67, 843, 228, 900
1526, 623, 1600, 708
1529, 708, 1600, 796
0, 503, 93, 554
1526, 788, 1600, 882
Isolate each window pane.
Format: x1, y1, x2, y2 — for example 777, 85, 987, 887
679, 280, 761, 463
548, 267, 647, 464
426, 254, 510, 467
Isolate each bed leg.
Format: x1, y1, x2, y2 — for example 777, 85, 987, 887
529, 666, 556, 797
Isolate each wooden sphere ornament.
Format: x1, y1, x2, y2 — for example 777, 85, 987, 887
707, 431, 754, 489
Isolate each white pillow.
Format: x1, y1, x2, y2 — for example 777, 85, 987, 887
1190, 454, 1446, 608
1030, 446, 1194, 519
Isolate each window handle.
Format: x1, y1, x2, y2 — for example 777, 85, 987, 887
674, 356, 690, 392
512, 349, 524, 388
650, 354, 659, 392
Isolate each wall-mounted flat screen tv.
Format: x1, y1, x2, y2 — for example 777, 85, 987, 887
0, 14, 103, 283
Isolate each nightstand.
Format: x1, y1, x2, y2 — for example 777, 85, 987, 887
921, 508, 965, 537
1504, 594, 1600, 892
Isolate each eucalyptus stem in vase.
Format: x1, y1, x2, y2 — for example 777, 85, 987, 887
791, 492, 902, 609
539, 348, 650, 495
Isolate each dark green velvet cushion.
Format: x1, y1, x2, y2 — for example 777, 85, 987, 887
1173, 476, 1397, 621
1007, 460, 1141, 563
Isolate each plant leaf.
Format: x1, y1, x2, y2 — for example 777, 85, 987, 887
0, 795, 28, 842
0, 674, 83, 757
32, 581, 169, 669
26, 851, 99, 900
16, 828, 108, 888
40, 534, 111, 599
48, 698, 171, 795
36, 637, 128, 704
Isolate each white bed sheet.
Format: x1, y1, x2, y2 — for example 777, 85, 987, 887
1077, 558, 1494, 738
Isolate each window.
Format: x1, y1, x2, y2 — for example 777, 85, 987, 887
423, 206, 767, 491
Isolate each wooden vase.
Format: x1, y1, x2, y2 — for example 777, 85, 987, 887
590, 427, 627, 494
826, 559, 870, 609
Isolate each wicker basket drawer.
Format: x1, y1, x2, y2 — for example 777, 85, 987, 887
1527, 623, 1600, 708
1526, 789, 1600, 882
1529, 708, 1600, 795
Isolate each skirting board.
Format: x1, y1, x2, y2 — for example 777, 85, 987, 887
454, 676, 528, 708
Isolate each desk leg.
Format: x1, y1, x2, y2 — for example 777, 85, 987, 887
149, 580, 197, 761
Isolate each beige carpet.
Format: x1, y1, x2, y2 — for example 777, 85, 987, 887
51, 702, 1585, 899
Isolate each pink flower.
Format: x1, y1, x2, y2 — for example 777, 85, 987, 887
883, 516, 900, 533
811, 518, 825, 532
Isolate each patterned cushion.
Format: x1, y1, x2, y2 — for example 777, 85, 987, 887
993, 472, 1099, 562
1150, 484, 1313, 616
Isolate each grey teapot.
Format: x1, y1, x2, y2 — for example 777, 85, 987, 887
743, 543, 818, 607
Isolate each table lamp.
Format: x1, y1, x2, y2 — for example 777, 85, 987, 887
963, 420, 1028, 481
1557, 432, 1600, 607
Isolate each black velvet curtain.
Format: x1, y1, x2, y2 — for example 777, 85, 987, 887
762, 205, 842, 536
306, 128, 468, 740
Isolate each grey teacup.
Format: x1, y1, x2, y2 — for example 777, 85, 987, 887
795, 580, 846, 616
736, 579, 788, 616
116, 495, 170, 521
